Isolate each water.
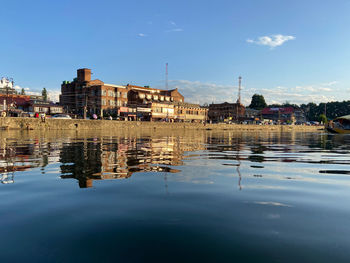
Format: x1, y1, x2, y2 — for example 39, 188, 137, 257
1, 129, 350, 262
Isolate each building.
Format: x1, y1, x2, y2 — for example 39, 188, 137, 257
60, 68, 127, 117
60, 68, 186, 119
261, 107, 295, 123
0, 78, 16, 95
208, 102, 245, 123
244, 108, 261, 123
173, 102, 208, 123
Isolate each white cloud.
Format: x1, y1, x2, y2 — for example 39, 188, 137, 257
165, 20, 183, 33
165, 28, 183, 33
10, 84, 60, 102
47, 90, 60, 102
138, 33, 147, 37
164, 80, 245, 105
247, 34, 295, 48
161, 79, 342, 106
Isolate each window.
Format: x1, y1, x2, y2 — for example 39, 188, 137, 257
102, 99, 106, 105
122, 92, 127, 98
117, 101, 121, 107
108, 90, 115, 97
165, 97, 170, 101
139, 93, 145, 99
116, 91, 121, 98
102, 90, 107, 96
109, 100, 115, 106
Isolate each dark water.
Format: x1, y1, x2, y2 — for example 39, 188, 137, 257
1, 130, 350, 263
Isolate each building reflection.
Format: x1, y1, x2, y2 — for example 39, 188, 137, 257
2, 130, 348, 188
0, 136, 61, 184
59, 136, 205, 188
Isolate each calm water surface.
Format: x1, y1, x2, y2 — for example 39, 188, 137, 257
1, 130, 350, 263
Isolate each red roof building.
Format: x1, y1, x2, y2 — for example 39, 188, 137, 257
261, 107, 295, 122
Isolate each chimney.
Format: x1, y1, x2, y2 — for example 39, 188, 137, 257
77, 68, 91, 82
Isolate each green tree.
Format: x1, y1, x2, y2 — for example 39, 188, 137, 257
319, 114, 327, 124
21, 88, 25, 95
42, 87, 48, 101
249, 94, 267, 110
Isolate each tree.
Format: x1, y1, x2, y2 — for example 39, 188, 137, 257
249, 94, 267, 110
21, 88, 25, 95
319, 114, 327, 124
42, 88, 48, 101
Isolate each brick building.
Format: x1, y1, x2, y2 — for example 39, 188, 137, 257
61, 68, 208, 121
60, 69, 186, 119
61, 68, 127, 117
208, 102, 245, 123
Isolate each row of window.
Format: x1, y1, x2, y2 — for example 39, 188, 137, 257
101, 99, 128, 107
138, 94, 173, 101
178, 110, 206, 115
91, 89, 127, 98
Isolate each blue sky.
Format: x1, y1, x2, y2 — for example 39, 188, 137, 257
1, 0, 350, 105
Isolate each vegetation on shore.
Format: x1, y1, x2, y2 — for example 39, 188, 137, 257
248, 94, 350, 121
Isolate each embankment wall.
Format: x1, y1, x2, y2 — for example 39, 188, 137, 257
0, 117, 322, 132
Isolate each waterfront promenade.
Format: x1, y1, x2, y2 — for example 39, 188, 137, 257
0, 117, 322, 132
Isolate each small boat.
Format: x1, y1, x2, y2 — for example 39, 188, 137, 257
326, 115, 350, 134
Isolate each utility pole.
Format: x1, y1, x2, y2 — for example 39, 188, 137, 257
236, 76, 242, 122
6, 81, 9, 117
83, 85, 88, 119
237, 76, 242, 104
84, 93, 87, 119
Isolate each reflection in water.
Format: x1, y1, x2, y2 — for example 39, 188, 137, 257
0, 131, 207, 187
1, 131, 350, 188
2, 130, 350, 262
59, 137, 188, 188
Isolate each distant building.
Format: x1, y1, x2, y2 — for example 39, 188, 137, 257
261, 107, 295, 123
0, 78, 15, 95
0, 94, 31, 115
244, 108, 261, 122
208, 102, 245, 122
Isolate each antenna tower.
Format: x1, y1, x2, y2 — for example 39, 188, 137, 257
237, 76, 242, 104
165, 63, 168, 90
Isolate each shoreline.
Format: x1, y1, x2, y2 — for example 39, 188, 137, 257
0, 117, 323, 132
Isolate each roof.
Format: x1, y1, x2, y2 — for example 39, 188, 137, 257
261, 107, 294, 115
0, 96, 31, 106
104, 84, 126, 89
336, 115, 350, 120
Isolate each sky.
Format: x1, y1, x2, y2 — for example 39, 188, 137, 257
1, 0, 350, 106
